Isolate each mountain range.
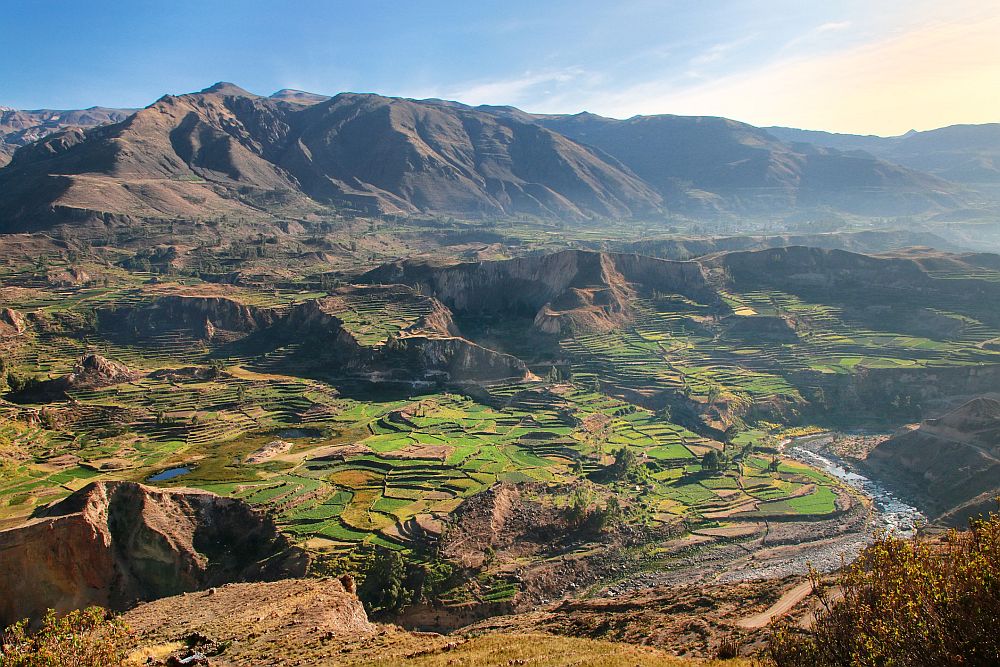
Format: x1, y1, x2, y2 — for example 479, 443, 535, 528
0, 106, 133, 167
0, 83, 992, 232
766, 124, 1000, 186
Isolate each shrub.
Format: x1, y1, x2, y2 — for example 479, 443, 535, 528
564, 485, 596, 527
0, 607, 134, 666
5, 372, 44, 397
765, 512, 1000, 666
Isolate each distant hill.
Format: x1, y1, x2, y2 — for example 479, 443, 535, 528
268, 89, 332, 105
0, 105, 132, 167
766, 124, 1000, 186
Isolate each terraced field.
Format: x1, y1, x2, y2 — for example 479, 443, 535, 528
5, 244, 999, 612
563, 285, 1000, 411
0, 346, 846, 561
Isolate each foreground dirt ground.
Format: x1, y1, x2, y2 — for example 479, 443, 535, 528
122, 577, 818, 665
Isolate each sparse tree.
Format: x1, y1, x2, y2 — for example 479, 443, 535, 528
609, 446, 639, 480
359, 546, 409, 613
701, 449, 723, 472
565, 485, 595, 527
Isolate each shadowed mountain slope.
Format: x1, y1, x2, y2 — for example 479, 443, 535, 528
528, 112, 964, 216
865, 397, 1000, 525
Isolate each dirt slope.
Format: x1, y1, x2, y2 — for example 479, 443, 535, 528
123, 578, 747, 666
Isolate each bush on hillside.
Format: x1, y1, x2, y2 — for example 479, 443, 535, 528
1, 606, 134, 667
766, 512, 1000, 666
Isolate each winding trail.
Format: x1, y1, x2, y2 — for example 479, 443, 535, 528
736, 579, 813, 629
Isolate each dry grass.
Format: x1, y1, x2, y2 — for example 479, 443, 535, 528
366, 633, 749, 667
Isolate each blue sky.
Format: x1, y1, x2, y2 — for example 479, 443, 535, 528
3, 0, 997, 134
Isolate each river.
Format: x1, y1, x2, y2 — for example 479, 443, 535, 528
784, 433, 925, 537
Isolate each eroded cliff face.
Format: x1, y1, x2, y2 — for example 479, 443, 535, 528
383, 335, 529, 382
362, 249, 715, 335
800, 364, 1000, 421
864, 397, 1000, 525
98, 295, 280, 340
0, 481, 307, 626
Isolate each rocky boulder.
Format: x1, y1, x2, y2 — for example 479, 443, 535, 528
64, 353, 141, 390
0, 307, 26, 335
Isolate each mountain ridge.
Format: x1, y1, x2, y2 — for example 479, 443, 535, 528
0, 82, 985, 231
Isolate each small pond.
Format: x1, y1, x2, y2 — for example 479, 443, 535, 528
147, 466, 192, 482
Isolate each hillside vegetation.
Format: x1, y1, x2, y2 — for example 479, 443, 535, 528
767, 512, 1000, 666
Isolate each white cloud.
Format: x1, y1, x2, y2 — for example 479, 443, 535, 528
427, 67, 595, 107
688, 35, 758, 72
816, 21, 852, 33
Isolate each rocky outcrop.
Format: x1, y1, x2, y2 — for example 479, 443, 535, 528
98, 295, 280, 340
0, 481, 307, 625
0, 307, 26, 336
64, 353, 140, 390
46, 267, 93, 286
6, 353, 139, 402
864, 397, 1000, 526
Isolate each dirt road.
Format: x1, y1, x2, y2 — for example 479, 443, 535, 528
736, 579, 813, 629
